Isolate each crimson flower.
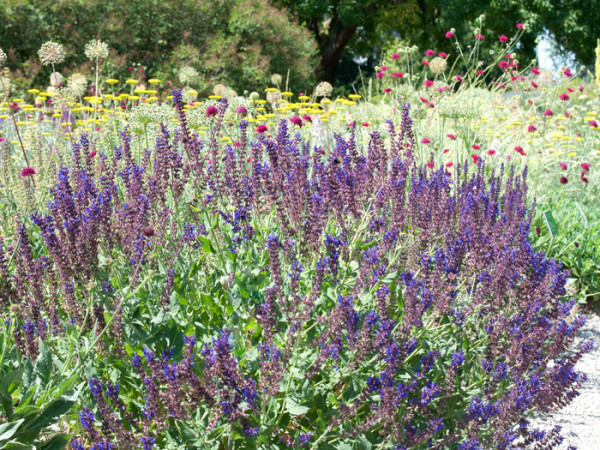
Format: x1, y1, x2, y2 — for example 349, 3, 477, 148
391, 53, 400, 60
559, 93, 569, 101
471, 154, 480, 164
424, 49, 435, 56
544, 109, 554, 117
20, 167, 36, 177
421, 138, 431, 144
559, 162, 567, 170
289, 116, 303, 127
527, 125, 536, 132
445, 31, 455, 39
498, 35, 509, 43
514, 146, 526, 156
256, 125, 268, 133
581, 163, 591, 172
516, 23, 524, 29
488, 150, 496, 155
206, 105, 219, 117
560, 176, 568, 184
589, 120, 598, 128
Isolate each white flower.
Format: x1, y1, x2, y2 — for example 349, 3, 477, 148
0, 48, 6, 65
178, 66, 198, 85
68, 73, 87, 97
50, 72, 63, 87
38, 41, 65, 66
84, 40, 109, 61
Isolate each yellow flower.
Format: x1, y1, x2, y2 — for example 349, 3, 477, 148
567, 152, 576, 156
12, 98, 24, 103
281, 92, 294, 97
208, 95, 221, 99
27, 89, 40, 94
264, 88, 278, 92
148, 79, 161, 84
126, 79, 138, 84
348, 94, 361, 99
105, 79, 119, 84
298, 95, 309, 101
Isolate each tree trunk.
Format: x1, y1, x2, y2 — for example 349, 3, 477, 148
316, 16, 357, 83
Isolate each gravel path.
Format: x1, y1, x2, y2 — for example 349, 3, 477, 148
532, 311, 600, 449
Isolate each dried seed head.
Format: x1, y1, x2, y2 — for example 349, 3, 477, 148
84, 39, 109, 61
38, 41, 66, 66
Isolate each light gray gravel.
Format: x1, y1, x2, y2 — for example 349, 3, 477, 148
532, 311, 600, 449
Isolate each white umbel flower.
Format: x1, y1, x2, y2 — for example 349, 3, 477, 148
38, 41, 65, 66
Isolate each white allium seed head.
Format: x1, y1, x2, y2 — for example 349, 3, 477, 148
68, 73, 87, 97
178, 66, 198, 85
0, 48, 7, 65
84, 40, 109, 61
38, 41, 66, 66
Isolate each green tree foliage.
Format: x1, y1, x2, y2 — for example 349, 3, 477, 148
0, 0, 317, 93
277, 0, 599, 86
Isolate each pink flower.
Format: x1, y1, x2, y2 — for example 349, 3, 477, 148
531, 81, 538, 88
424, 80, 434, 88
498, 35, 509, 43
487, 149, 496, 155
447, 134, 456, 140
476, 70, 484, 76
391, 72, 403, 78
256, 124, 268, 133
455, 74, 463, 82
581, 173, 589, 183
424, 49, 435, 56
581, 162, 591, 172
419, 97, 430, 104
20, 167, 37, 177
567, 87, 574, 93
560, 93, 569, 101
471, 154, 480, 164
531, 67, 541, 75
391, 53, 400, 60
590, 120, 599, 128
564, 68, 573, 77
438, 52, 448, 58
544, 109, 554, 117
559, 162, 567, 170
514, 146, 526, 156
303, 115, 312, 123
472, 144, 481, 150
516, 23, 524, 30
89, 151, 97, 158
236, 106, 248, 116
445, 162, 453, 167
527, 124, 537, 132
206, 105, 219, 117
422, 60, 430, 66
383, 88, 392, 93
579, 84, 584, 92
443, 148, 450, 153
474, 33, 484, 40
498, 61, 510, 69
427, 161, 435, 168
289, 116, 303, 127
445, 30, 455, 39
362, 122, 369, 127
421, 138, 431, 144
560, 176, 568, 184
376, 71, 384, 79
234, 141, 241, 147
381, 66, 389, 72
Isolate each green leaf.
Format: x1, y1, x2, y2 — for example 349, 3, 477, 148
0, 383, 14, 420
35, 342, 52, 388
0, 419, 24, 443
21, 397, 75, 432
2, 442, 34, 450
285, 397, 309, 416
198, 236, 214, 253
40, 433, 72, 450
543, 210, 558, 238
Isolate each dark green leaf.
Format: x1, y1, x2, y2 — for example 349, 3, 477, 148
0, 419, 24, 443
